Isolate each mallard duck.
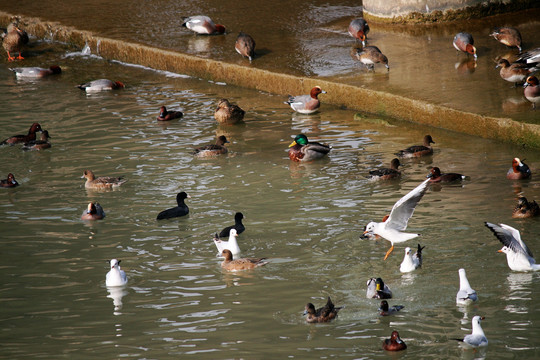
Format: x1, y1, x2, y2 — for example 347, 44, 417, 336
220, 249, 267, 271
366, 277, 392, 299
304, 296, 343, 323
3, 24, 28, 61
193, 135, 229, 157
156, 192, 190, 220
214, 99, 245, 124
288, 134, 331, 162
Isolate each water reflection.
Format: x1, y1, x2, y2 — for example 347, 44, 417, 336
107, 286, 129, 315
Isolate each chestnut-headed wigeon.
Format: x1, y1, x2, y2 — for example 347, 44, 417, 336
157, 106, 183, 121
0, 173, 19, 188
507, 158, 531, 179
81, 170, 128, 189
285, 86, 326, 114
378, 301, 404, 316
304, 297, 342, 323
383, 331, 407, 351
453, 32, 477, 59
427, 167, 466, 182
516, 47, 540, 64
214, 99, 245, 124
368, 158, 401, 180
220, 249, 268, 271
193, 135, 229, 157
348, 18, 370, 46
22, 130, 51, 150
106, 259, 128, 287
218, 212, 245, 238
81, 202, 105, 220
496, 59, 539, 87
182, 15, 225, 35
3, 24, 28, 61
288, 134, 331, 162
396, 135, 434, 158
77, 79, 124, 92
512, 196, 540, 218
489, 27, 522, 51
1, 123, 42, 145
156, 191, 190, 220
235, 32, 256, 61
366, 277, 392, 299
353, 46, 389, 71
10, 65, 61, 78
523, 76, 540, 109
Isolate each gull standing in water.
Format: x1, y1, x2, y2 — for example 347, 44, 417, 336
456, 268, 477, 305
455, 316, 488, 348
363, 179, 430, 260
106, 259, 128, 287
399, 244, 425, 273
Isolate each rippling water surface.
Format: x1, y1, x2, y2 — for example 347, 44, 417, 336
1, 42, 540, 359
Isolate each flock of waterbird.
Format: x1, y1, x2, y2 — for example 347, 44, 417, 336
2, 13, 539, 352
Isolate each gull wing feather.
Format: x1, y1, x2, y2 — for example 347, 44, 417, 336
384, 179, 430, 231
485, 222, 534, 258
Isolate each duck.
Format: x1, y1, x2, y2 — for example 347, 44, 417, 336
156, 191, 190, 220
22, 130, 51, 150
485, 222, 540, 271
193, 135, 229, 157
0, 173, 19, 188
10, 65, 62, 78
523, 75, 540, 109
2, 24, 28, 61
506, 158, 531, 180
235, 32, 256, 61
214, 99, 245, 124
220, 249, 268, 271
427, 167, 466, 183
489, 27, 522, 51
81, 170, 127, 190
382, 331, 407, 351
213, 228, 241, 257
77, 79, 125, 92
218, 212, 245, 238
367, 158, 401, 180
348, 18, 370, 46
378, 300, 404, 316
304, 296, 343, 323
512, 196, 540, 218
288, 134, 331, 162
453, 32, 477, 59
455, 316, 488, 348
81, 202, 105, 220
182, 15, 225, 35
396, 135, 434, 158
366, 277, 392, 299
157, 106, 183, 121
516, 47, 540, 64
353, 46, 389, 71
495, 59, 539, 87
285, 86, 326, 114
399, 244, 424, 273
456, 268, 478, 305
1, 123, 42, 145
106, 259, 128, 287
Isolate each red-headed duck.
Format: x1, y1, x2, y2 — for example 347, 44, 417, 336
10, 66, 61, 78
285, 86, 326, 114
516, 47, 540, 64
220, 249, 268, 271
507, 158, 531, 180
512, 196, 539, 218
77, 79, 125, 92
304, 296, 343, 323
496, 59, 539, 87
453, 32, 477, 59
22, 130, 51, 151
81, 202, 105, 220
396, 135, 434, 158
182, 16, 225, 35
235, 32, 256, 61
353, 46, 389, 71
379, 301, 404, 316
348, 18, 370, 46
383, 331, 407, 351
193, 135, 229, 157
366, 277, 392, 299
368, 158, 401, 180
81, 170, 128, 189
1, 123, 42, 145
400, 244, 424, 273
157, 106, 183, 121
288, 134, 331, 162
3, 24, 28, 61
106, 259, 128, 287
427, 167, 466, 182
490, 27, 522, 51
214, 99, 245, 124
523, 76, 540, 109
0, 173, 19, 188
218, 212, 245, 238
156, 191, 190, 220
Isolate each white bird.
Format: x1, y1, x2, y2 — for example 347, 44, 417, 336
399, 244, 425, 273
213, 228, 241, 257
106, 259, 128, 287
363, 178, 430, 260
456, 268, 477, 305
456, 315, 488, 347
485, 222, 540, 271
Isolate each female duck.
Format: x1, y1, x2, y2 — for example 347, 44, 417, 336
512, 196, 539, 218
378, 301, 404, 316
214, 99, 245, 124
3, 24, 28, 61
368, 158, 401, 180
193, 135, 229, 157
304, 297, 342, 323
235, 32, 256, 61
156, 192, 190, 220
353, 46, 389, 71
396, 135, 434, 158
81, 170, 128, 190
288, 134, 331, 162
81, 202, 105, 220
490, 27, 522, 51
220, 249, 268, 271
427, 167, 466, 183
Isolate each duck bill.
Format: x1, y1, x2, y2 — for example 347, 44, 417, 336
289, 141, 297, 148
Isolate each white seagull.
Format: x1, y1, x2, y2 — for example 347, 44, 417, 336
106, 259, 128, 287
485, 222, 540, 271
363, 178, 430, 260
399, 244, 425, 273
456, 268, 477, 305
456, 315, 488, 347
213, 228, 241, 257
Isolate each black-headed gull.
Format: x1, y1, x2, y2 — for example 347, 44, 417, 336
456, 268, 477, 305
399, 244, 425, 273
363, 178, 430, 260
485, 222, 540, 271
213, 229, 241, 257
456, 315, 488, 347
106, 259, 128, 287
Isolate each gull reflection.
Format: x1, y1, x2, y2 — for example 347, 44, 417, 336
107, 286, 128, 315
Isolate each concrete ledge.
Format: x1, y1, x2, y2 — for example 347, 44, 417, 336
2, 11, 540, 148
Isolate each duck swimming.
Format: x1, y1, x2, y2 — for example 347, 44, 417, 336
193, 135, 229, 157
0, 173, 19, 188
157, 106, 183, 121
378, 301, 404, 316
10, 65, 62, 78
396, 135, 434, 158
304, 296, 342, 323
512, 196, 539, 218
22, 130, 51, 150
506, 158, 531, 180
288, 134, 331, 162
366, 277, 392, 299
427, 167, 466, 183
81, 170, 128, 190
81, 202, 105, 220
214, 99, 245, 124
382, 331, 407, 351
77, 79, 124, 92
285, 86, 326, 114
368, 158, 401, 180
156, 192, 190, 220
218, 212, 245, 238
220, 249, 268, 271
1, 123, 42, 145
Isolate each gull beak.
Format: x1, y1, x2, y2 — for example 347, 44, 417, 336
497, 249, 504, 253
